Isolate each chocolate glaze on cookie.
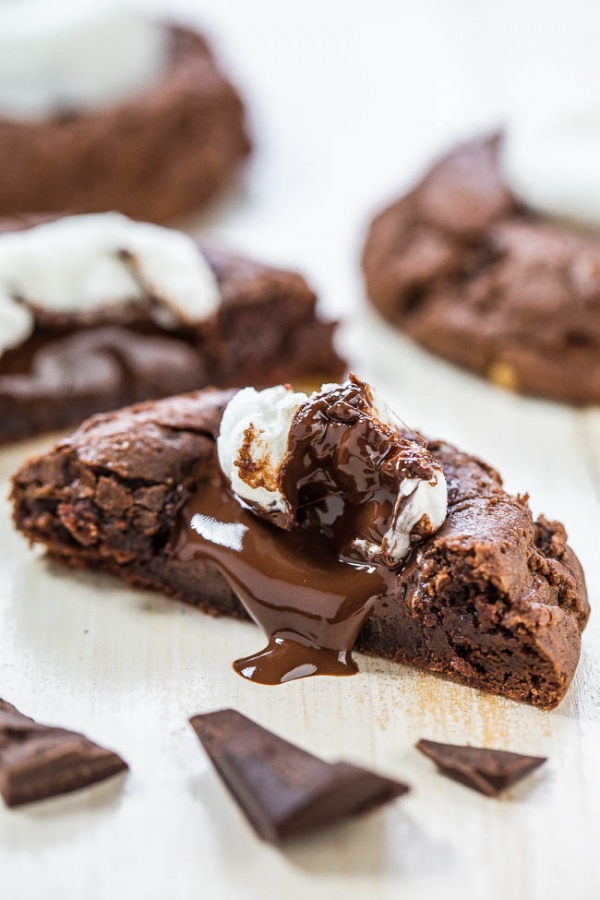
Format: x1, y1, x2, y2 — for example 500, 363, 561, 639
175, 379, 443, 683
362, 134, 600, 404
175, 477, 392, 682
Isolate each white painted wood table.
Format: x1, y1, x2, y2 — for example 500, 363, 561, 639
1, 1, 599, 898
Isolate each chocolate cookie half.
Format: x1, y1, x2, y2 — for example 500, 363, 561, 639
0, 25, 250, 223
11, 385, 589, 709
0, 214, 343, 444
362, 134, 600, 404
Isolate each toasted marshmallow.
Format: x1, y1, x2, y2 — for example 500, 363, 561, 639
502, 115, 600, 229
217, 385, 308, 517
0, 0, 167, 121
217, 380, 448, 566
0, 213, 220, 358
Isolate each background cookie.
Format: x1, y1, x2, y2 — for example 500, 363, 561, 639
362, 135, 600, 405
0, 214, 342, 444
0, 20, 250, 222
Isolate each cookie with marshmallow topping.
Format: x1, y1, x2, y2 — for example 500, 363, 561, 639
0, 5, 250, 222
0, 213, 220, 357
218, 377, 447, 566
0, 213, 343, 444
11, 384, 589, 708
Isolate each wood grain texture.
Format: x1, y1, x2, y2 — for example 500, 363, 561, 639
1, 1, 599, 898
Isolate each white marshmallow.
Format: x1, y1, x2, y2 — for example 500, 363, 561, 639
0, 0, 167, 121
344, 383, 447, 565
217, 382, 448, 565
361, 381, 404, 432
217, 385, 308, 518
355, 473, 447, 566
0, 292, 31, 356
502, 115, 600, 229
0, 213, 220, 358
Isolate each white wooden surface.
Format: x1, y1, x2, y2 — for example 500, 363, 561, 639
1, 2, 600, 898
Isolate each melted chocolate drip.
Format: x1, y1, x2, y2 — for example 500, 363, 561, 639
173, 476, 398, 684
173, 379, 440, 685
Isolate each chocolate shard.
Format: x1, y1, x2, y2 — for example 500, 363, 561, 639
0, 699, 128, 808
190, 709, 409, 843
416, 738, 546, 797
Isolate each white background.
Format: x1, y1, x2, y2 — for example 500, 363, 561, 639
1, 2, 600, 898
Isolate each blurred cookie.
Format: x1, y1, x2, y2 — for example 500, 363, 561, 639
0, 213, 343, 444
0, 5, 250, 222
362, 134, 600, 404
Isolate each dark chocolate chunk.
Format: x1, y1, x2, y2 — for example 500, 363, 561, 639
416, 738, 546, 797
190, 709, 409, 843
0, 699, 128, 808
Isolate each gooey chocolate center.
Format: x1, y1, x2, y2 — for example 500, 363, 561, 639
173, 381, 438, 684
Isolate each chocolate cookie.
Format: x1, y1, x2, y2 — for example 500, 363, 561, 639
0, 26, 250, 223
11, 388, 589, 709
0, 220, 343, 445
362, 134, 600, 404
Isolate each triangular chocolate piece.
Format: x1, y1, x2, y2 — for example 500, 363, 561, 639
416, 738, 546, 797
0, 699, 128, 807
190, 709, 409, 843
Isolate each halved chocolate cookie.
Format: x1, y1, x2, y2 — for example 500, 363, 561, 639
11, 385, 589, 709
